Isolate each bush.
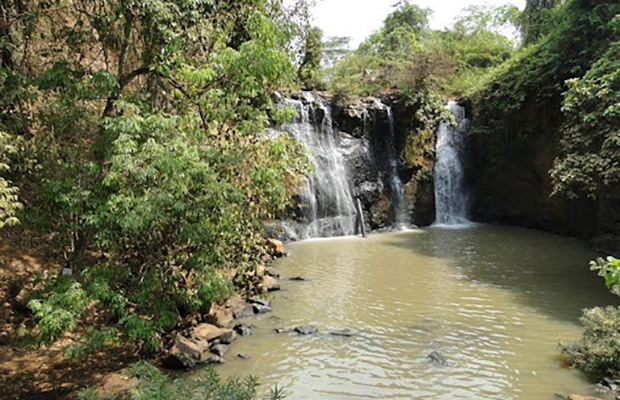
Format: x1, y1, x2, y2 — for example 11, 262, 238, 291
77, 361, 285, 400
562, 306, 620, 379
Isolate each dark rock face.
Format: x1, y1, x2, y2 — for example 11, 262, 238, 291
469, 96, 616, 244
331, 96, 437, 230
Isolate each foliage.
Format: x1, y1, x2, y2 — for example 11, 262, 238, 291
469, 0, 620, 170
322, 36, 351, 68
78, 361, 286, 400
383, 1, 431, 36
561, 306, 620, 379
0, 131, 21, 228
298, 27, 325, 90
521, 0, 564, 45
27, 278, 89, 345
590, 257, 620, 296
550, 31, 620, 199
0, 0, 310, 353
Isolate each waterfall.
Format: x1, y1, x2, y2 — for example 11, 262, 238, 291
384, 106, 408, 229
434, 101, 470, 225
277, 93, 357, 239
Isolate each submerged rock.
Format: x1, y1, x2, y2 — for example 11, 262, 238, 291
329, 328, 356, 337
289, 276, 306, 281
294, 325, 318, 335
273, 328, 291, 334
237, 353, 251, 360
427, 351, 447, 365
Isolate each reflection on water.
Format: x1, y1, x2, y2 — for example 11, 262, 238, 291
216, 225, 618, 399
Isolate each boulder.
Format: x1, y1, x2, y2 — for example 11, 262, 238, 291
210, 344, 229, 358
234, 304, 256, 319
192, 324, 232, 342
165, 335, 203, 369
266, 238, 286, 257
234, 323, 254, 337
248, 297, 270, 307
252, 304, 272, 314
199, 353, 226, 365
294, 325, 318, 335
258, 275, 280, 293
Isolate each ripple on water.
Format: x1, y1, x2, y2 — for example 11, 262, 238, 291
215, 226, 618, 400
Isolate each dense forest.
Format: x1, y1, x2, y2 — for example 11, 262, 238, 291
0, 0, 619, 398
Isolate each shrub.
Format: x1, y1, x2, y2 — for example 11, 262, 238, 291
562, 306, 620, 379
77, 361, 285, 400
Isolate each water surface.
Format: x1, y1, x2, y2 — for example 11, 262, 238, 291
219, 225, 617, 399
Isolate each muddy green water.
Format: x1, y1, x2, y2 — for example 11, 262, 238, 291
218, 225, 618, 399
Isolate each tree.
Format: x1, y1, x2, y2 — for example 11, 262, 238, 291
298, 26, 325, 90
383, 1, 431, 35
521, 0, 563, 45
1, 0, 311, 353
322, 36, 351, 68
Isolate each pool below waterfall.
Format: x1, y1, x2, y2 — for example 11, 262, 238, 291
216, 224, 618, 400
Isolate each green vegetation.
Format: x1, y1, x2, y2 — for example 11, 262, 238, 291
562, 257, 620, 379
469, 0, 620, 168
1, 0, 310, 353
550, 28, 620, 199
78, 361, 284, 400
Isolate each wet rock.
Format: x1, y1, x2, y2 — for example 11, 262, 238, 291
427, 351, 447, 365
273, 328, 290, 334
329, 328, 356, 337
266, 238, 286, 257
238, 353, 251, 360
234, 323, 254, 337
210, 344, 229, 358
294, 325, 318, 335
600, 378, 620, 392
252, 304, 272, 314
258, 275, 280, 293
554, 395, 566, 400
289, 276, 306, 281
200, 353, 226, 365
233, 304, 255, 319
248, 297, 270, 307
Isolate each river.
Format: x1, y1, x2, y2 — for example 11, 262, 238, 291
218, 224, 617, 399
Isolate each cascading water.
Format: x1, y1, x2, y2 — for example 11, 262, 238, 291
434, 101, 470, 225
277, 93, 357, 239
384, 106, 408, 229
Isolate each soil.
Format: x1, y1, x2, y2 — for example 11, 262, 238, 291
0, 229, 137, 400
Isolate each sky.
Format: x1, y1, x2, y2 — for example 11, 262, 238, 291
311, 0, 526, 48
